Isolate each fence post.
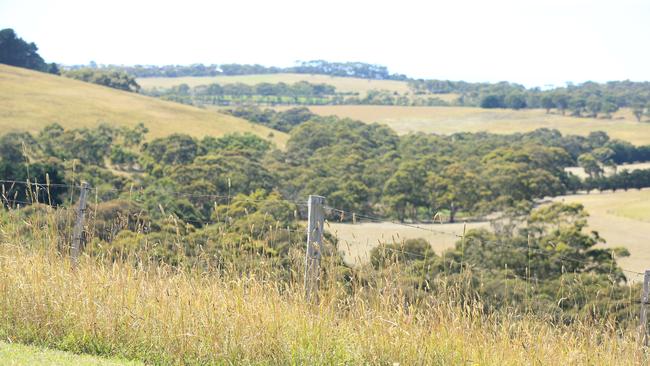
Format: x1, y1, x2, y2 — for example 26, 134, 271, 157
71, 181, 90, 267
304, 195, 325, 302
641, 270, 650, 347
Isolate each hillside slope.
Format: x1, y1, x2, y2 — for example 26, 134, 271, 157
0, 64, 287, 146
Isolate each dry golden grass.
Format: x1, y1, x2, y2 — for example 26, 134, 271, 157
137, 73, 459, 102
0, 65, 287, 146
0, 210, 646, 365
303, 105, 650, 145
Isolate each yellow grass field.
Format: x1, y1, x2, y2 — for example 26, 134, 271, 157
137, 73, 459, 102
302, 105, 650, 145
0, 65, 287, 146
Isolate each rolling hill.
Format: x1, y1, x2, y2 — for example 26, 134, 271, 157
0, 64, 287, 146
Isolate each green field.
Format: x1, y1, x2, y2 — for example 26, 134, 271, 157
137, 73, 459, 102
0, 64, 287, 146
0, 342, 140, 365
298, 105, 650, 145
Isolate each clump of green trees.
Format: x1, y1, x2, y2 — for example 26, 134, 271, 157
5, 119, 650, 225
64, 68, 141, 92
0, 28, 59, 74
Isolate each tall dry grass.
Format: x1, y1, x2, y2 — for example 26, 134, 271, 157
0, 208, 646, 365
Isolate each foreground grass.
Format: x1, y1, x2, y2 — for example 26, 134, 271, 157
0, 241, 645, 365
0, 64, 286, 146
298, 105, 650, 145
0, 342, 141, 366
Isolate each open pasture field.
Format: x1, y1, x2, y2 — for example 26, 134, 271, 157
0, 64, 286, 146
137, 73, 459, 102
301, 105, 650, 145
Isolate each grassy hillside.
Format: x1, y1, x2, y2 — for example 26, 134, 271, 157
299, 105, 650, 145
137, 73, 459, 102
0, 64, 287, 146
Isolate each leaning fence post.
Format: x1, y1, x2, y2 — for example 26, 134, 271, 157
71, 181, 90, 267
641, 270, 650, 347
304, 195, 325, 302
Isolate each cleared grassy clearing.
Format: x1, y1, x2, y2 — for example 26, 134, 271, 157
0, 342, 140, 365
137, 73, 459, 102
302, 105, 650, 145
328, 221, 488, 265
0, 65, 287, 146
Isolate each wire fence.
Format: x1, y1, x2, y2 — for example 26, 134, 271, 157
0, 178, 646, 281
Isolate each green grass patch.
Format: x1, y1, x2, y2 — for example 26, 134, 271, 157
0, 342, 141, 366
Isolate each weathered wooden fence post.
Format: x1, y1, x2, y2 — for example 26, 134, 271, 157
641, 270, 650, 347
71, 181, 90, 267
304, 195, 325, 302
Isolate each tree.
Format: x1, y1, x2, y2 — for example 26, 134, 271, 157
633, 105, 645, 122
426, 163, 480, 223
480, 94, 504, 109
0, 29, 58, 74
586, 96, 602, 118
383, 161, 428, 221
541, 95, 555, 113
578, 153, 603, 178
505, 93, 527, 110
552, 93, 570, 115
570, 97, 586, 117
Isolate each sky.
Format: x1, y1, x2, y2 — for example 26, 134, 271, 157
1, 0, 649, 87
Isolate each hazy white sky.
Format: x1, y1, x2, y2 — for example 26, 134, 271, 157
1, 0, 649, 87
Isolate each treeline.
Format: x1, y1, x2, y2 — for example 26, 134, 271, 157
410, 79, 650, 119
0, 28, 59, 74
147, 81, 339, 106
4, 119, 650, 226
64, 68, 141, 92
149, 82, 450, 107
86, 60, 408, 80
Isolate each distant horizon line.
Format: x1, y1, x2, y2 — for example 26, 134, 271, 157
57, 60, 650, 89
